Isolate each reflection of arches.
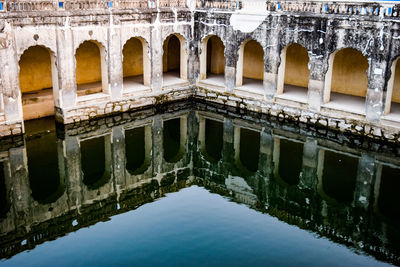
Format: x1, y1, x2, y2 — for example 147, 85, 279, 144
376, 164, 400, 222
75, 40, 108, 96
384, 57, 400, 115
318, 150, 358, 204
0, 162, 9, 218
234, 127, 260, 175
27, 130, 65, 204
236, 39, 264, 87
125, 125, 151, 175
199, 117, 223, 163
277, 43, 309, 98
80, 135, 111, 189
272, 137, 303, 187
323, 48, 368, 108
200, 35, 225, 82
163, 117, 187, 163
162, 34, 188, 84
19, 45, 59, 120
122, 37, 150, 90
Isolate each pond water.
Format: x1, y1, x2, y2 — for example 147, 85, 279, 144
0, 101, 399, 266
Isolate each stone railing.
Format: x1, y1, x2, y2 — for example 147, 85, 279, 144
0, 0, 186, 11
196, 0, 239, 10
266, 1, 400, 18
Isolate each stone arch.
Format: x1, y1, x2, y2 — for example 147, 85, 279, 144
236, 39, 264, 87
18, 45, 59, 120
384, 56, 400, 115
162, 33, 188, 81
323, 48, 369, 104
199, 34, 226, 81
277, 43, 310, 95
122, 36, 151, 89
75, 40, 109, 96
125, 125, 152, 175
199, 116, 224, 164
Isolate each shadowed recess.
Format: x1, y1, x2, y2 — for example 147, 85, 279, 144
125, 127, 148, 175
322, 150, 357, 203
163, 118, 181, 163
27, 131, 64, 204
0, 162, 9, 218
378, 165, 400, 222
81, 136, 110, 189
278, 139, 303, 186
239, 128, 260, 173
204, 119, 223, 163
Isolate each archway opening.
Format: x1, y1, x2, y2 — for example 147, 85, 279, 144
273, 138, 303, 187
162, 34, 187, 87
19, 45, 58, 120
384, 58, 400, 116
235, 128, 260, 175
122, 37, 150, 91
378, 165, 400, 222
80, 135, 111, 189
75, 40, 108, 97
204, 119, 223, 163
125, 126, 151, 175
277, 44, 309, 102
163, 117, 186, 163
236, 40, 264, 92
26, 127, 64, 204
200, 35, 225, 87
324, 48, 368, 114
322, 150, 357, 204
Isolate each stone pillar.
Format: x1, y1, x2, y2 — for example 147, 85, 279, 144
224, 29, 237, 92
108, 25, 123, 100
187, 37, 197, 85
0, 31, 23, 124
63, 135, 82, 209
221, 118, 234, 174
308, 55, 325, 111
150, 25, 163, 92
264, 21, 281, 100
352, 153, 376, 210
301, 138, 319, 190
112, 125, 126, 190
56, 28, 77, 109
152, 115, 163, 175
365, 59, 386, 122
258, 128, 274, 179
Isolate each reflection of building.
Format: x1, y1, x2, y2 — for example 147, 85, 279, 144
0, 102, 400, 264
1, 1, 400, 144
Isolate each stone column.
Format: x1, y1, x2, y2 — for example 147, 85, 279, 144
352, 153, 376, 210
0, 31, 23, 125
63, 135, 82, 209
258, 128, 274, 179
152, 115, 163, 175
150, 25, 163, 92
301, 138, 319, 190
108, 24, 123, 100
112, 125, 126, 189
55, 28, 77, 110
365, 59, 386, 122
224, 29, 237, 92
308, 55, 325, 111
264, 20, 281, 100
221, 118, 234, 175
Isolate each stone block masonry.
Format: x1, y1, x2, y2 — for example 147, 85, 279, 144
1, 0, 400, 143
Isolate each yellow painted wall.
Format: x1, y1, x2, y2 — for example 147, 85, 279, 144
163, 35, 180, 72
284, 43, 310, 88
331, 48, 368, 97
19, 46, 52, 92
243, 40, 264, 80
392, 59, 400, 103
123, 38, 143, 77
75, 41, 102, 85
207, 36, 225, 74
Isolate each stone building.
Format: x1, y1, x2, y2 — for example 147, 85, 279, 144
1, 0, 400, 142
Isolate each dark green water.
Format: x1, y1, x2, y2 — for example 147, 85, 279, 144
0, 103, 399, 266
